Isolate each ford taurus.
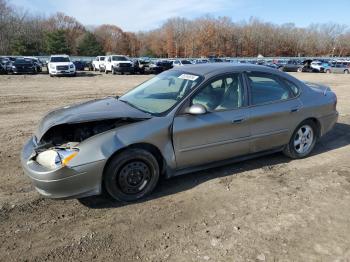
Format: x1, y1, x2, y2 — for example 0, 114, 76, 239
21, 64, 338, 201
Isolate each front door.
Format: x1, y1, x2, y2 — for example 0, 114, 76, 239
172, 73, 251, 169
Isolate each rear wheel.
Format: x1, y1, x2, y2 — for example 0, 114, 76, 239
297, 67, 302, 73
104, 149, 160, 202
344, 69, 349, 74
283, 120, 317, 159
112, 67, 116, 75
325, 69, 331, 74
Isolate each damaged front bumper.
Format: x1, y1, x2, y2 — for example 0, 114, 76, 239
21, 136, 105, 199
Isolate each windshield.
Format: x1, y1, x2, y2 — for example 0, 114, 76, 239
112, 56, 128, 61
181, 60, 192, 64
15, 58, 31, 64
100, 57, 105, 61
50, 57, 70, 63
120, 71, 202, 115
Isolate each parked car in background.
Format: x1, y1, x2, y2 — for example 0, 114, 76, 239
104, 55, 134, 74
133, 59, 149, 74
21, 64, 338, 202
172, 59, 192, 66
324, 62, 349, 74
209, 58, 225, 63
193, 59, 209, 64
92, 56, 106, 72
156, 60, 173, 71
301, 60, 319, 73
48, 55, 76, 77
7, 57, 38, 74
86, 60, 94, 71
278, 60, 302, 72
24, 57, 42, 73
310, 60, 326, 72
0, 57, 10, 74
73, 60, 86, 71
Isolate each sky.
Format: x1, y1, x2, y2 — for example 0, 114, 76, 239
11, 0, 350, 32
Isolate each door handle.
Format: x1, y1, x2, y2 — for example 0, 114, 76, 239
232, 118, 245, 124
290, 107, 300, 113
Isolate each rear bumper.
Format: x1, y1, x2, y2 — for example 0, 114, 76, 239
21, 137, 104, 199
319, 111, 338, 137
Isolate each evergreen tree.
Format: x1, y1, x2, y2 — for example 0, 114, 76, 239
77, 32, 103, 56
45, 30, 70, 54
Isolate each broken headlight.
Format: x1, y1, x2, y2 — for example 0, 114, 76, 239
35, 149, 79, 170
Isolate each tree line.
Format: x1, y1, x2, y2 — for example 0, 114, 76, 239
1, 0, 349, 58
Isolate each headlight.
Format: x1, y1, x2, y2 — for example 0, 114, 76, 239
36, 149, 79, 170
50, 64, 55, 69
12, 65, 16, 69
114, 63, 120, 67
70, 64, 74, 69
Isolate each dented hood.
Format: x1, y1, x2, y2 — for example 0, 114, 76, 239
35, 97, 151, 140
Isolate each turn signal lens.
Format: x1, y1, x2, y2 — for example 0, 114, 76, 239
61, 151, 78, 166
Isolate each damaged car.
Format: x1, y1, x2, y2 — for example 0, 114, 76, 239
21, 64, 338, 202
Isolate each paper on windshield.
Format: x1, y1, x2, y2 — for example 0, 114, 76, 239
178, 74, 199, 81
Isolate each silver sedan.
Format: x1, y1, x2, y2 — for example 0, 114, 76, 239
21, 64, 338, 201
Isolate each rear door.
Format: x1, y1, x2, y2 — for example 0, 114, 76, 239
172, 73, 251, 169
245, 72, 303, 153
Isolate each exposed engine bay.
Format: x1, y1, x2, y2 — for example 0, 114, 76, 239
33, 118, 142, 169
39, 118, 139, 147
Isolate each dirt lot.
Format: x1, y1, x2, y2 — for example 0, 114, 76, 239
0, 71, 349, 262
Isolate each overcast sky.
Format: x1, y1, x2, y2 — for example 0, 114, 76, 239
11, 0, 350, 31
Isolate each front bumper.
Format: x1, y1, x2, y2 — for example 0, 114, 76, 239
21, 137, 105, 199
114, 66, 134, 73
50, 69, 76, 76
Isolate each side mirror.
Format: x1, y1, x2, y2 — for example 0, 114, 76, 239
186, 104, 207, 115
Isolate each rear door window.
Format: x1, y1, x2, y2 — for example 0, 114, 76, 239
246, 72, 293, 106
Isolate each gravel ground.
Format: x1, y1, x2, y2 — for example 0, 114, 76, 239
0, 71, 349, 262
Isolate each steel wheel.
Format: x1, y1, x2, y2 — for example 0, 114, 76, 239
118, 161, 151, 195
293, 125, 314, 154
104, 148, 160, 202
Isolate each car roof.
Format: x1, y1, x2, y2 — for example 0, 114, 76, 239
51, 55, 69, 57
170, 63, 281, 77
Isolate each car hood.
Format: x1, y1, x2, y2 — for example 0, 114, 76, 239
49, 62, 72, 66
35, 97, 151, 140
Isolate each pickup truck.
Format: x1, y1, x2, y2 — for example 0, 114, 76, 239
92, 56, 106, 72
104, 55, 134, 74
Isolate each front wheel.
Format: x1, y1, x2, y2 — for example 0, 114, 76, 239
283, 120, 317, 159
325, 69, 331, 74
104, 149, 160, 202
344, 69, 349, 74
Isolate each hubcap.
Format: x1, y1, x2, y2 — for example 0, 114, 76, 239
118, 161, 151, 195
294, 125, 314, 154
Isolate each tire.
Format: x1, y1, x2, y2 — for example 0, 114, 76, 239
283, 120, 317, 159
104, 148, 160, 202
297, 67, 302, 73
344, 69, 349, 74
99, 66, 103, 73
49, 74, 53, 77
105, 67, 108, 74
112, 67, 116, 75
325, 69, 331, 74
